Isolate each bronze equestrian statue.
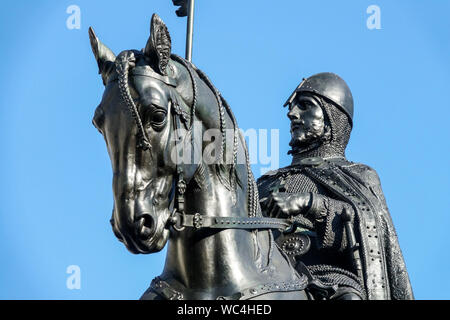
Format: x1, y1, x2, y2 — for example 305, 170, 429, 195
257, 73, 414, 300
89, 14, 311, 300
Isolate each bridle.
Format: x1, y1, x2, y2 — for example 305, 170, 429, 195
112, 50, 309, 300
114, 50, 297, 234
168, 92, 297, 232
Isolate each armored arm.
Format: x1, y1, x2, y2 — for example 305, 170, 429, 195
303, 193, 355, 252
261, 188, 355, 252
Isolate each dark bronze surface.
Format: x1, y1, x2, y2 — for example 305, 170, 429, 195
90, 14, 309, 300
90, 10, 412, 301
258, 73, 414, 300
284, 72, 354, 124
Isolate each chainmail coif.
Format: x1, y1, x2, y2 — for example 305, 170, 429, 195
290, 97, 352, 160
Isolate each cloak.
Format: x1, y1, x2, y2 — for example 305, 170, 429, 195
301, 158, 414, 299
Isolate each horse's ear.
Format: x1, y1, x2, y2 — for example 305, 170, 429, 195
144, 13, 172, 75
88, 27, 116, 85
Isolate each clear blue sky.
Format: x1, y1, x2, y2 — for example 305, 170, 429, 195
0, 0, 449, 299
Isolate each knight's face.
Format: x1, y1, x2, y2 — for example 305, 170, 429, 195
288, 94, 325, 148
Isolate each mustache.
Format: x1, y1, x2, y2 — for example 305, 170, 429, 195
290, 120, 305, 131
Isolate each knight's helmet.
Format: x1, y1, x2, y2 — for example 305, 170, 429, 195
284, 72, 354, 126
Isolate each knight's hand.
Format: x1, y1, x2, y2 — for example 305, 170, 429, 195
265, 192, 311, 218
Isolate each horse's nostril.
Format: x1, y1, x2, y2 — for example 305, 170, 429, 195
142, 215, 154, 231
136, 214, 155, 240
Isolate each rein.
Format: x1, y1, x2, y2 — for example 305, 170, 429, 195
168, 98, 295, 233
115, 51, 295, 234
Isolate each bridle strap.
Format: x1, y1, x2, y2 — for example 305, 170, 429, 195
108, 66, 177, 87
115, 51, 152, 150
169, 108, 296, 233
170, 211, 295, 232
171, 101, 188, 217
132, 66, 177, 87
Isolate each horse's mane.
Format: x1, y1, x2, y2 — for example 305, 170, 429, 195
170, 54, 261, 218
115, 50, 260, 218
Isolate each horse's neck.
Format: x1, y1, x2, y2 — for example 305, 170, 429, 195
162, 60, 271, 292
187, 163, 249, 218
162, 164, 271, 292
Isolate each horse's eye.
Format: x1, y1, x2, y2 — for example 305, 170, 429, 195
151, 111, 166, 126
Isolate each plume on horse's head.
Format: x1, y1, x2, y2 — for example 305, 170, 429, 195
144, 14, 172, 76
89, 13, 172, 85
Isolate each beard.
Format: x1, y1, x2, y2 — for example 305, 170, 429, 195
289, 125, 324, 149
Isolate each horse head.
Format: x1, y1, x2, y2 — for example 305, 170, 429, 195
89, 14, 311, 300
90, 14, 195, 254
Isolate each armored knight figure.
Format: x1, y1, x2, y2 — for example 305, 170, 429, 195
257, 73, 414, 300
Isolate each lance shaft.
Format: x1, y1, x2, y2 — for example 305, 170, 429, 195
185, 0, 195, 61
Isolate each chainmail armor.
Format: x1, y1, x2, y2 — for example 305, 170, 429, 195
258, 86, 414, 299
258, 98, 361, 298
290, 97, 351, 160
